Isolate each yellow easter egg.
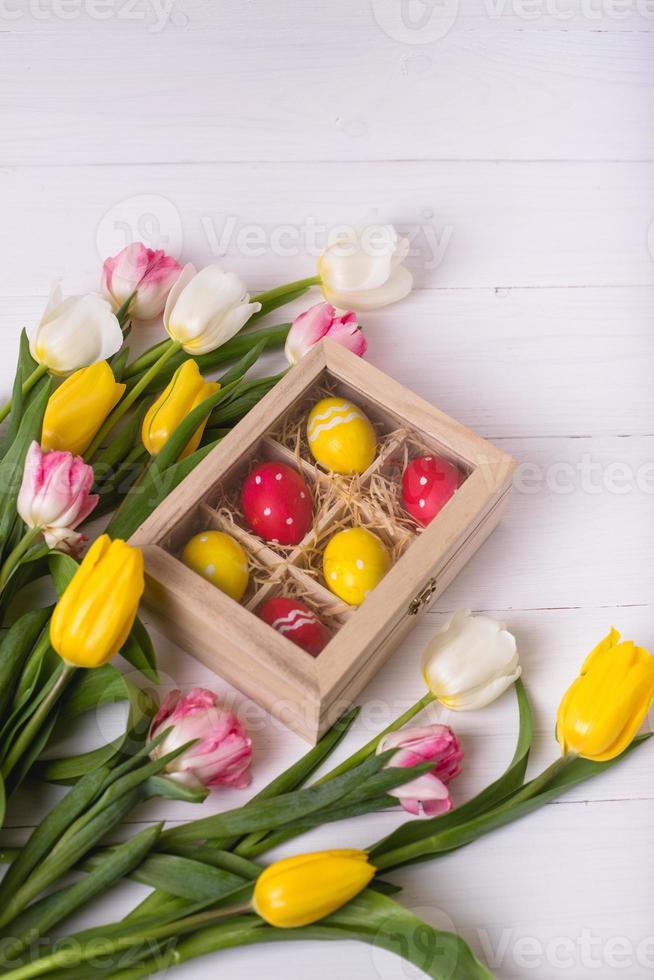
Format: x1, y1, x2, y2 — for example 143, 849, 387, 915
182, 530, 249, 603
323, 527, 391, 606
307, 397, 377, 475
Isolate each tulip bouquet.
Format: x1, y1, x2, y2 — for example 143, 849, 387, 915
0, 219, 397, 812
0, 611, 652, 979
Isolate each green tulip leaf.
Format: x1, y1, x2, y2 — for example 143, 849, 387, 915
370, 678, 533, 864
0, 376, 52, 559
0, 330, 37, 456
218, 338, 266, 387
82, 890, 493, 980
0, 605, 52, 720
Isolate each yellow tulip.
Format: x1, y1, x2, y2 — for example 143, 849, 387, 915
556, 628, 654, 761
252, 849, 376, 929
141, 359, 219, 460
41, 361, 126, 456
50, 534, 144, 668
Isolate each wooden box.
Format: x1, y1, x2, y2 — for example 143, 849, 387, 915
131, 340, 515, 743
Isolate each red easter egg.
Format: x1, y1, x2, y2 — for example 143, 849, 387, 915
257, 596, 329, 656
402, 454, 462, 527
241, 462, 312, 545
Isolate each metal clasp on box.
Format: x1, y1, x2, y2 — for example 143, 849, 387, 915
409, 577, 438, 616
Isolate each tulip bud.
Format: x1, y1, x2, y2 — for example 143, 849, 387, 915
141, 360, 220, 460
376, 724, 463, 816
102, 243, 183, 321
41, 361, 126, 457
422, 610, 521, 711
253, 850, 376, 928
556, 628, 654, 761
284, 302, 367, 365
50, 534, 144, 668
27, 283, 123, 375
163, 264, 261, 355
149, 689, 252, 790
318, 220, 413, 312
17, 442, 98, 552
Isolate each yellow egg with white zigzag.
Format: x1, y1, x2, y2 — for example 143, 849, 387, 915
306, 397, 377, 474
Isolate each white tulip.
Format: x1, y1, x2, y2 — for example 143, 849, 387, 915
163, 264, 261, 355
28, 284, 123, 375
318, 221, 413, 311
422, 609, 521, 711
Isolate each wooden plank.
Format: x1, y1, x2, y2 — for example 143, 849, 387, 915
2, 0, 653, 34
0, 30, 652, 164
0, 164, 653, 296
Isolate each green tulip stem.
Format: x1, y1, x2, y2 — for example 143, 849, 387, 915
121, 339, 175, 380
250, 274, 321, 308
0, 525, 43, 593
116, 291, 136, 327
121, 275, 320, 383
314, 691, 436, 786
1, 904, 255, 979
85, 341, 183, 461
373, 753, 577, 873
1, 662, 76, 781
0, 362, 49, 424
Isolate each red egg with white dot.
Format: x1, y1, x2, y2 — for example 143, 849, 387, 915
401, 454, 462, 527
257, 596, 329, 656
241, 462, 313, 546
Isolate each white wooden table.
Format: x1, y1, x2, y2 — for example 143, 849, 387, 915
1, 2, 653, 977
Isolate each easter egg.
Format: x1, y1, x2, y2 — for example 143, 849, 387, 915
307, 397, 377, 475
241, 462, 312, 546
257, 596, 330, 657
323, 527, 391, 606
401, 454, 462, 527
182, 530, 249, 602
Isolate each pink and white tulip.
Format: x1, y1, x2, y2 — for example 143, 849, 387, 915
284, 302, 367, 365
377, 724, 463, 817
17, 442, 98, 551
149, 688, 253, 790
102, 243, 183, 321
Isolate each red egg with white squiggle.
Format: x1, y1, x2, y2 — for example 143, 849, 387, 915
241, 462, 313, 546
257, 597, 329, 656
401, 454, 462, 527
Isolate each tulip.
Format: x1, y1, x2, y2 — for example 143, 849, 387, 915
50, 534, 144, 668
27, 283, 123, 376
284, 302, 367, 365
141, 360, 220, 460
556, 628, 654, 762
41, 361, 126, 457
149, 689, 253, 790
163, 264, 262, 355
376, 724, 463, 816
16, 442, 98, 552
422, 610, 521, 711
253, 850, 376, 928
102, 243, 183, 322
318, 221, 413, 312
